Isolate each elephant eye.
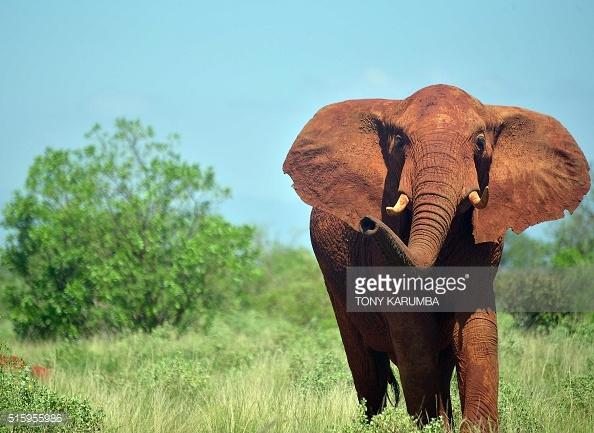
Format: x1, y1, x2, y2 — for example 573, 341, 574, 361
394, 133, 409, 149
388, 134, 406, 154
475, 133, 486, 153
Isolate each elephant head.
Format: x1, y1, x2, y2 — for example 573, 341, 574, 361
283, 85, 590, 267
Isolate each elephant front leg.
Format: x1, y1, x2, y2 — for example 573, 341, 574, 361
393, 345, 456, 429
329, 295, 393, 418
388, 314, 454, 429
454, 311, 499, 433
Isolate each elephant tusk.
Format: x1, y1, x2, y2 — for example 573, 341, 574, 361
386, 193, 409, 215
468, 186, 489, 209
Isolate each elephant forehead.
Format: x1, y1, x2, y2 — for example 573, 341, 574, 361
398, 85, 485, 129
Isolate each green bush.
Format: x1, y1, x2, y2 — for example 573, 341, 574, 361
501, 232, 551, 269
1, 119, 258, 339
245, 243, 334, 328
494, 269, 590, 331
562, 368, 594, 412
292, 352, 352, 394
334, 403, 446, 433
498, 378, 543, 433
0, 344, 104, 432
137, 351, 209, 396
551, 190, 594, 267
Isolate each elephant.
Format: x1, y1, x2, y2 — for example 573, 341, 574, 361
283, 85, 590, 432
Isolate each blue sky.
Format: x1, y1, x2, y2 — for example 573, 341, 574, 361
1, 1, 593, 246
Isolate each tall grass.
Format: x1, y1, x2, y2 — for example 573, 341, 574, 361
4, 312, 593, 433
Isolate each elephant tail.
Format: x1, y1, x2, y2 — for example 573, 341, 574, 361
383, 366, 400, 408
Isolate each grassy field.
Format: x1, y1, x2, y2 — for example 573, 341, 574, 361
2, 311, 593, 433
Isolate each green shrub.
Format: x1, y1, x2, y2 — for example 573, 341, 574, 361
511, 312, 570, 332
562, 369, 594, 412
136, 351, 209, 396
495, 269, 593, 331
333, 402, 446, 433
567, 314, 594, 341
498, 378, 543, 433
0, 344, 104, 432
54, 341, 89, 372
501, 232, 551, 268
245, 243, 334, 328
292, 352, 352, 394
499, 329, 524, 358
551, 190, 594, 267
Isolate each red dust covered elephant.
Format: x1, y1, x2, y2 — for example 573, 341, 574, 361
283, 85, 590, 432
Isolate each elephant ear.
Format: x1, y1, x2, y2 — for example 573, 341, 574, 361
473, 105, 591, 243
283, 99, 401, 231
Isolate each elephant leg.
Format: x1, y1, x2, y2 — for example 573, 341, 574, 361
388, 314, 444, 426
328, 293, 392, 418
396, 356, 441, 425
454, 311, 498, 433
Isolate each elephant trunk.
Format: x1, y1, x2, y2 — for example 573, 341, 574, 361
360, 216, 417, 266
360, 142, 460, 267
406, 189, 456, 266
360, 191, 456, 267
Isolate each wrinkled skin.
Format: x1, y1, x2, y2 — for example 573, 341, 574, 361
283, 85, 590, 432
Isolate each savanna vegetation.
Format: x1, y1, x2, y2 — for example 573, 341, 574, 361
0, 120, 593, 432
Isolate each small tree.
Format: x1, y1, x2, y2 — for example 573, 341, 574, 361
551, 188, 594, 267
2, 119, 257, 339
501, 232, 551, 269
